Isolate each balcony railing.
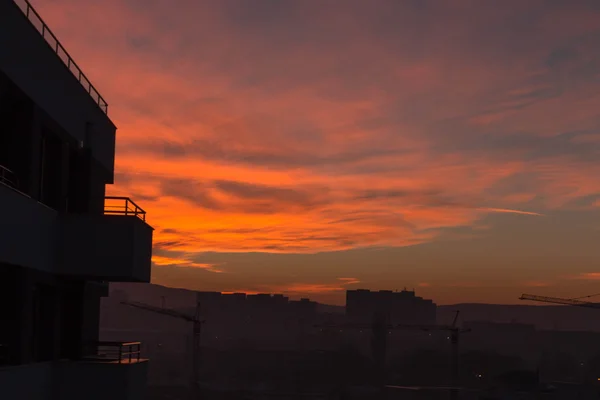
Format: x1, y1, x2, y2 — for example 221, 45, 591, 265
84, 341, 142, 364
0, 165, 18, 190
104, 196, 147, 221
12, 0, 108, 114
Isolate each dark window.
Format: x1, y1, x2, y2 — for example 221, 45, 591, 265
66, 146, 91, 213
39, 130, 64, 210
0, 72, 34, 194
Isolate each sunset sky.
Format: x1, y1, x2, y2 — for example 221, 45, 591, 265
31, 0, 600, 305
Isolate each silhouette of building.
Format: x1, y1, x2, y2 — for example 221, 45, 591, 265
346, 289, 436, 325
0, 1, 153, 399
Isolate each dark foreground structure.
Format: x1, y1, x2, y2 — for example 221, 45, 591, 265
0, 0, 154, 398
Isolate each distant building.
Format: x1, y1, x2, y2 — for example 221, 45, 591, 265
289, 298, 318, 319
0, 0, 153, 399
346, 289, 436, 325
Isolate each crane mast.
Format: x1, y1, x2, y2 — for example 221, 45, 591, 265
122, 292, 204, 400
315, 311, 469, 400
392, 311, 470, 400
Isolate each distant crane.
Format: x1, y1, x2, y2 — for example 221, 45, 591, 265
520, 293, 600, 384
122, 292, 205, 400
393, 311, 471, 400
315, 311, 470, 400
519, 293, 600, 309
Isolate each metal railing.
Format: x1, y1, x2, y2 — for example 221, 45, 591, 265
12, 0, 108, 114
85, 341, 142, 364
104, 196, 147, 221
0, 165, 18, 190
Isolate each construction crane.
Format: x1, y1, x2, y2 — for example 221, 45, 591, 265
315, 311, 470, 400
519, 293, 600, 309
122, 292, 205, 400
393, 311, 471, 400
520, 293, 600, 384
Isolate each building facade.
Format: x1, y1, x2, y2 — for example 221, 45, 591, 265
0, 0, 153, 399
346, 289, 436, 325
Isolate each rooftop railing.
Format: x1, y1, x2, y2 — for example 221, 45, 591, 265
0, 165, 19, 190
84, 341, 142, 364
104, 196, 147, 222
12, 0, 108, 114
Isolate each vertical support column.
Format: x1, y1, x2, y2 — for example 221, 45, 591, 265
191, 292, 202, 400
80, 281, 102, 357
450, 331, 459, 400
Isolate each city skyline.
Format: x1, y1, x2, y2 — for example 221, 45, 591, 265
30, 0, 600, 305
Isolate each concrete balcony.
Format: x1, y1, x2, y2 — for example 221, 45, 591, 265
0, 176, 58, 274
56, 358, 149, 400
59, 197, 154, 282
0, 342, 148, 400
0, 183, 153, 282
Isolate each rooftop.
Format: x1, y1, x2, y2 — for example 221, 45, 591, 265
12, 0, 108, 114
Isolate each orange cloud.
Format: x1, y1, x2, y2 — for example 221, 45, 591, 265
477, 208, 543, 216
570, 273, 600, 281
277, 284, 347, 294
338, 278, 361, 285
25, 0, 600, 304
251, 278, 362, 295
521, 281, 552, 288
151, 255, 224, 273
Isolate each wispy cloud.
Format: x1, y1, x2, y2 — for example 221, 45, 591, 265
478, 208, 544, 216
152, 255, 224, 273
33, 0, 600, 256
570, 272, 600, 281
338, 277, 361, 285
31, 0, 600, 304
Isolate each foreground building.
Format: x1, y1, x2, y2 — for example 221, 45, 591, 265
0, 0, 153, 399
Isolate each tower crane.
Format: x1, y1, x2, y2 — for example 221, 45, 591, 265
519, 293, 600, 309
520, 293, 600, 384
393, 311, 471, 400
315, 311, 470, 400
121, 292, 205, 400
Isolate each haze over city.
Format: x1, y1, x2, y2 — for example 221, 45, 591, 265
29, 0, 600, 305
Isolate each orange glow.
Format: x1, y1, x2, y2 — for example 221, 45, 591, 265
572, 273, 600, 281
33, 0, 600, 304
151, 255, 223, 273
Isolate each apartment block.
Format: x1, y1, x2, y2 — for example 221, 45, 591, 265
0, 0, 154, 399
